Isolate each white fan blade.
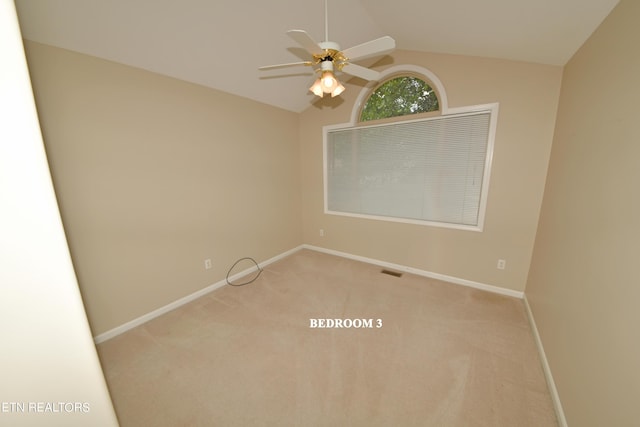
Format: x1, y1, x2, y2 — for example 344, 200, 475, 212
342, 36, 396, 62
287, 29, 323, 56
259, 61, 312, 70
341, 63, 381, 81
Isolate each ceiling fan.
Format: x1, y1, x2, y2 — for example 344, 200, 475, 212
259, 0, 396, 98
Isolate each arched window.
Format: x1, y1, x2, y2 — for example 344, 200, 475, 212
325, 66, 497, 231
359, 75, 439, 122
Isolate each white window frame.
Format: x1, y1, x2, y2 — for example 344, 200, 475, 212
323, 65, 498, 232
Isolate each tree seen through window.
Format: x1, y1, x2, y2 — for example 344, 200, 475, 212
360, 76, 439, 122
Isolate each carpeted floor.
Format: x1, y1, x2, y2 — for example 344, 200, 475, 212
96, 249, 558, 426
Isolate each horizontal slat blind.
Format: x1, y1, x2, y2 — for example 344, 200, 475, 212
326, 111, 492, 226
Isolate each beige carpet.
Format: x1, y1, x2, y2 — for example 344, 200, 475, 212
97, 249, 558, 426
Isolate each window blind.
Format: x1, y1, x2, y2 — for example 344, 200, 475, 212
325, 110, 492, 228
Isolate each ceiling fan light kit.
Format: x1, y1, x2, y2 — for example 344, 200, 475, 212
309, 61, 345, 97
309, 74, 345, 98
259, 0, 395, 100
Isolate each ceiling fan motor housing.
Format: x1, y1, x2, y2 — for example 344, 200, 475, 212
319, 41, 341, 51
315, 41, 348, 73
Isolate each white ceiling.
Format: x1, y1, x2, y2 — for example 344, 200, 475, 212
15, 0, 619, 113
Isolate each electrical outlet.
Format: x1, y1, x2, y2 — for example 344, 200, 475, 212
204, 259, 212, 270
497, 259, 506, 270
319, 229, 325, 237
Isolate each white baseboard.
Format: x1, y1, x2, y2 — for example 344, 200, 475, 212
523, 296, 568, 427
93, 245, 304, 344
302, 244, 524, 299
94, 244, 523, 344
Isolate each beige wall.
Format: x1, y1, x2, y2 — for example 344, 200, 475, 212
300, 50, 563, 292
24, 40, 563, 337
1, 3, 117, 424
525, 1, 640, 425
25, 42, 303, 336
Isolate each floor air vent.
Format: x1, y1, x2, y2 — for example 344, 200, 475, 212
381, 269, 403, 278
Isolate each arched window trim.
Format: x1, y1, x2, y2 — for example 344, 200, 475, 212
350, 64, 449, 125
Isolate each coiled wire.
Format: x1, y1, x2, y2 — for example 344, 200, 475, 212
225, 257, 263, 287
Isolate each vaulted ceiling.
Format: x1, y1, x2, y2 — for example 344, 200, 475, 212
15, 0, 619, 113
